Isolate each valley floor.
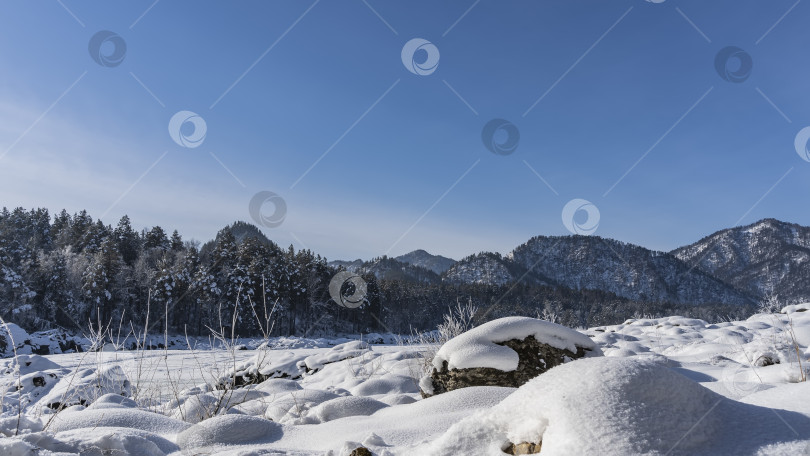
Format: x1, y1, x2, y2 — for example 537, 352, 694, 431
2, 305, 810, 455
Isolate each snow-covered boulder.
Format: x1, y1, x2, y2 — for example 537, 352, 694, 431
420, 317, 602, 397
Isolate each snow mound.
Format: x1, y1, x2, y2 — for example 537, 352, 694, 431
0, 439, 39, 456
302, 340, 371, 372
56, 427, 178, 455
86, 393, 139, 410
272, 386, 515, 453
264, 389, 340, 423
39, 364, 133, 410
349, 374, 419, 396
169, 392, 223, 423
254, 377, 303, 395
306, 396, 389, 423
416, 357, 810, 455
225, 349, 309, 385
378, 394, 418, 406
177, 414, 282, 453
168, 388, 268, 423
0, 415, 43, 437
0, 354, 62, 375
432, 317, 601, 371
47, 407, 191, 435
362, 332, 402, 344
781, 303, 810, 315
2, 369, 62, 414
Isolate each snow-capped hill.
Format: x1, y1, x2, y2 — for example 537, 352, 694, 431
395, 249, 456, 275
672, 218, 810, 303
442, 252, 532, 286
509, 235, 755, 306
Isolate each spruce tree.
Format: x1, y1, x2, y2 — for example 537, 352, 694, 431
81, 237, 122, 325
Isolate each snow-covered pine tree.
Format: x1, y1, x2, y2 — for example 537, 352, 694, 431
144, 226, 170, 251
114, 215, 141, 265
81, 236, 122, 325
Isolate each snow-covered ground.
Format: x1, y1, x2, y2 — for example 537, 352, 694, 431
2, 305, 810, 455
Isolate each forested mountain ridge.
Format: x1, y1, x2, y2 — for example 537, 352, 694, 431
442, 236, 756, 306
671, 218, 810, 303
507, 235, 756, 306
2, 207, 802, 337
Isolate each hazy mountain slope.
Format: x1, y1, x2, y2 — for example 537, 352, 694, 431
330, 257, 441, 284
395, 249, 456, 274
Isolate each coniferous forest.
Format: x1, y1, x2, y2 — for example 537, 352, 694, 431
0, 207, 755, 338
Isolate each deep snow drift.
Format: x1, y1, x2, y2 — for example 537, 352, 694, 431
413, 357, 810, 455
1, 305, 809, 455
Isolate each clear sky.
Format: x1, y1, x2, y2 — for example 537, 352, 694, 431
1, 0, 808, 261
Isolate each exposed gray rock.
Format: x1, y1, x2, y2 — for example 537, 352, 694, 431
349, 447, 373, 456
504, 441, 542, 455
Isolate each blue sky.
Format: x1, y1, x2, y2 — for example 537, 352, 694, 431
1, 0, 808, 261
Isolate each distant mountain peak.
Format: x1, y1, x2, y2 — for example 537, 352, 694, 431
395, 249, 456, 275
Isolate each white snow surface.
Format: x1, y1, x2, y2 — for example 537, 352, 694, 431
1, 309, 810, 454
413, 357, 810, 455
432, 316, 602, 371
